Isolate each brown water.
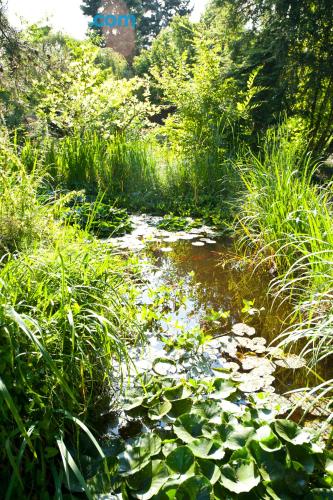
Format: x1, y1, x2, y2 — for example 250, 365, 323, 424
145, 238, 329, 395
111, 215, 329, 404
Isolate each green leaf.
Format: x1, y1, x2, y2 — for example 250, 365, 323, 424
148, 400, 172, 420
127, 460, 169, 500
152, 358, 177, 376
166, 446, 194, 474
123, 394, 145, 411
191, 400, 223, 423
188, 438, 225, 460
220, 459, 260, 494
255, 425, 282, 452
288, 444, 315, 474
163, 384, 192, 401
250, 441, 287, 482
197, 459, 221, 485
274, 420, 311, 446
118, 434, 162, 477
168, 398, 193, 418
174, 414, 207, 444
218, 424, 255, 450
210, 378, 237, 399
177, 475, 212, 500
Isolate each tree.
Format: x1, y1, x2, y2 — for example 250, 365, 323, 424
207, 0, 333, 152
81, 0, 192, 49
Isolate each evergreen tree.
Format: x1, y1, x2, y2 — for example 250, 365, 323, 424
81, 0, 192, 49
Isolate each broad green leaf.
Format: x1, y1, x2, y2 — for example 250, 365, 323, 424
188, 438, 225, 460
274, 420, 311, 446
163, 384, 192, 401
174, 414, 207, 443
168, 398, 193, 418
255, 425, 282, 452
197, 459, 221, 485
123, 394, 145, 411
218, 424, 255, 450
288, 444, 315, 474
210, 379, 237, 400
118, 434, 162, 477
152, 358, 177, 376
128, 460, 169, 500
285, 467, 309, 495
177, 475, 212, 500
148, 400, 172, 420
191, 400, 223, 423
220, 459, 260, 494
166, 446, 194, 474
250, 441, 287, 482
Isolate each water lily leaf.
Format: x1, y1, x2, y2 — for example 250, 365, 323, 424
218, 424, 255, 450
275, 355, 306, 369
288, 444, 315, 474
162, 442, 178, 457
118, 434, 162, 476
255, 425, 283, 452
165, 446, 195, 474
191, 400, 222, 423
285, 467, 309, 495
220, 459, 260, 494
168, 398, 193, 418
152, 358, 177, 376
274, 420, 312, 446
123, 395, 145, 412
131, 460, 169, 500
174, 414, 207, 443
241, 355, 275, 373
148, 399, 172, 421
177, 475, 212, 499
163, 384, 192, 401
250, 441, 287, 482
210, 378, 237, 399
236, 336, 267, 353
188, 438, 225, 460
197, 459, 221, 484
232, 323, 256, 337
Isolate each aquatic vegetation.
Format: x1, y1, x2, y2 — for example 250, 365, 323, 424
61, 371, 333, 498
63, 199, 132, 237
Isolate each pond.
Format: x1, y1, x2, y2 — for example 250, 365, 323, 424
106, 215, 330, 430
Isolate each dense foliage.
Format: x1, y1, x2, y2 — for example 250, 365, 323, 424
0, 0, 333, 497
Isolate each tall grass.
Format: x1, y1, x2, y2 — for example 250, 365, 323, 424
0, 142, 144, 497
236, 122, 333, 409
18, 129, 240, 218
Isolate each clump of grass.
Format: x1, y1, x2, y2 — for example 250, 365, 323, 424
0, 236, 143, 497
236, 121, 333, 411
0, 135, 51, 254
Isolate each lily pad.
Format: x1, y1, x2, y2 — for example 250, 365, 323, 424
275, 354, 306, 369
192, 241, 205, 247
232, 323, 256, 337
177, 475, 212, 500
165, 446, 195, 474
148, 400, 172, 421
174, 414, 207, 443
236, 336, 267, 354
160, 247, 173, 253
220, 459, 260, 494
274, 419, 312, 445
241, 355, 275, 373
118, 434, 162, 476
152, 358, 177, 376
188, 437, 225, 460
